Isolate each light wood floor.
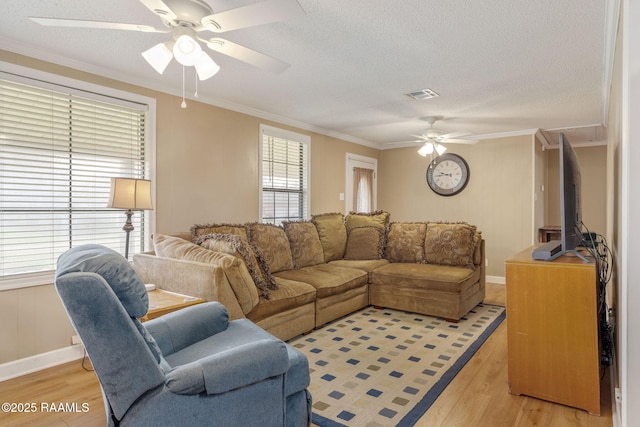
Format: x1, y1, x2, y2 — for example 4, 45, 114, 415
0, 283, 612, 427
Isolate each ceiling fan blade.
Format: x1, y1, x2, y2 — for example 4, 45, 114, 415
29, 17, 168, 33
201, 0, 305, 33
138, 0, 177, 21
440, 130, 473, 139
205, 38, 290, 73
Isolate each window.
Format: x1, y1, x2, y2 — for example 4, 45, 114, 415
260, 125, 310, 224
0, 67, 153, 284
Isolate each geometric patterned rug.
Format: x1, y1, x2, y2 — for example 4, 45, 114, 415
288, 304, 506, 427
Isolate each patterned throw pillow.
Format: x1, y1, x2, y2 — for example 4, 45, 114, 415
424, 222, 477, 268
344, 226, 385, 260
196, 233, 274, 298
345, 210, 390, 231
386, 222, 427, 263
283, 221, 325, 268
190, 223, 249, 243
247, 223, 295, 274
312, 212, 347, 262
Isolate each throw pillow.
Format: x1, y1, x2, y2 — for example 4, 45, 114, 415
190, 223, 249, 243
196, 233, 273, 298
283, 221, 325, 268
312, 212, 347, 262
152, 234, 260, 311
345, 210, 390, 231
424, 222, 477, 268
247, 223, 295, 274
386, 222, 427, 263
344, 226, 385, 260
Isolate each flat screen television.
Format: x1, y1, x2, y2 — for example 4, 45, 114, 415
533, 133, 590, 262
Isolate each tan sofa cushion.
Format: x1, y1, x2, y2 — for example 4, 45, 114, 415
196, 233, 272, 299
372, 262, 480, 293
344, 226, 385, 260
425, 222, 477, 268
283, 221, 325, 268
345, 210, 390, 231
312, 212, 347, 262
246, 277, 316, 324
311, 213, 347, 262
247, 223, 294, 273
275, 264, 368, 299
386, 222, 427, 263
152, 234, 259, 313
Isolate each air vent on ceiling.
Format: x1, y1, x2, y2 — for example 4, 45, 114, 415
405, 88, 440, 100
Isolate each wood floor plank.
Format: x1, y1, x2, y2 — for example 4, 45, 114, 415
0, 283, 612, 427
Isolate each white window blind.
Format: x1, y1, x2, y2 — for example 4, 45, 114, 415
260, 125, 309, 224
0, 77, 150, 280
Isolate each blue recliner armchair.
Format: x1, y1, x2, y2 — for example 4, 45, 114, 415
55, 244, 312, 427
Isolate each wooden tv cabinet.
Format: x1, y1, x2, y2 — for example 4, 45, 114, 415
505, 245, 600, 415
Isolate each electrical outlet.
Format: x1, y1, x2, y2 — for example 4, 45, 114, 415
339, 193, 345, 201
71, 335, 82, 345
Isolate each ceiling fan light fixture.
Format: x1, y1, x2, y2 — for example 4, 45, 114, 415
173, 34, 203, 66
418, 142, 434, 157
195, 52, 220, 80
435, 143, 447, 155
142, 41, 174, 74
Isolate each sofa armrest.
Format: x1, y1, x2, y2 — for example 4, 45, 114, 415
164, 339, 289, 395
144, 302, 229, 356
132, 253, 245, 320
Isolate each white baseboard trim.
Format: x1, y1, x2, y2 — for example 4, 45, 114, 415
0, 345, 85, 383
487, 275, 506, 285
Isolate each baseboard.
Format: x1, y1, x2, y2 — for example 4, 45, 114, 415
487, 275, 506, 285
0, 345, 84, 382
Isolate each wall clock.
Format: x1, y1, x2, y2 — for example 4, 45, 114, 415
426, 153, 470, 196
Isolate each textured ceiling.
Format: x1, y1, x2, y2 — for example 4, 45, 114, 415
0, 0, 612, 148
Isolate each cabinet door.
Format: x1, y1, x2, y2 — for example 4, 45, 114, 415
506, 254, 599, 415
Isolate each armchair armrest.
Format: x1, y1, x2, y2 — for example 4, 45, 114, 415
144, 302, 229, 356
164, 338, 289, 395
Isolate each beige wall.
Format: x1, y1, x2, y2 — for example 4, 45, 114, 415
153, 95, 379, 233
378, 135, 535, 278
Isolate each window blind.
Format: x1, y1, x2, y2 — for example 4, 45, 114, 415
0, 77, 150, 279
261, 127, 309, 224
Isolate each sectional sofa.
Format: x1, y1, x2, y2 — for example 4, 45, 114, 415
133, 211, 486, 341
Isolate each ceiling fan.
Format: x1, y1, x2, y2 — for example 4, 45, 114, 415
412, 116, 475, 157
28, 0, 305, 80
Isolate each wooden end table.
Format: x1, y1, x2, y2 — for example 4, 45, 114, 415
140, 289, 205, 322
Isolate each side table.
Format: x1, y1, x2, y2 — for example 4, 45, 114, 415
140, 289, 205, 321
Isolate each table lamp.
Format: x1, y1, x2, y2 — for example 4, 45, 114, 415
107, 177, 153, 259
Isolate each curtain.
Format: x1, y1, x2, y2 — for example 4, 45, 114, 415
353, 167, 374, 213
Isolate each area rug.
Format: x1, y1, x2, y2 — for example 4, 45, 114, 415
288, 304, 505, 427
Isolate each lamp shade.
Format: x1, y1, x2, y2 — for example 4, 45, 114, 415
195, 51, 220, 80
418, 142, 434, 157
173, 34, 203, 66
107, 178, 153, 210
142, 42, 174, 74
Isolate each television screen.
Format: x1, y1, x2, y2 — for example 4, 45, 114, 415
559, 133, 583, 253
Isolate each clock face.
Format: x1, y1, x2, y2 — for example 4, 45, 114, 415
426, 153, 470, 196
